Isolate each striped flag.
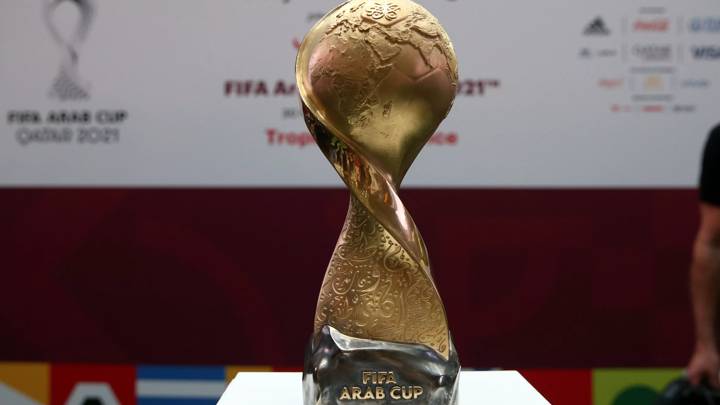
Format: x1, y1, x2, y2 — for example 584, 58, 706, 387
136, 366, 226, 405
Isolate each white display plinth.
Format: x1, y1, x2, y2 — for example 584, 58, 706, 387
218, 371, 549, 404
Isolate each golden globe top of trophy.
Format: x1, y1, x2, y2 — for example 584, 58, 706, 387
297, 1, 459, 404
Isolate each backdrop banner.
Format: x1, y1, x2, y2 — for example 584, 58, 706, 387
1, 0, 719, 187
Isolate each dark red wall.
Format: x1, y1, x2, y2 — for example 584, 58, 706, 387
0, 188, 698, 368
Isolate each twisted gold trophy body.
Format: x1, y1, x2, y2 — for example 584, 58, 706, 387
297, 1, 459, 403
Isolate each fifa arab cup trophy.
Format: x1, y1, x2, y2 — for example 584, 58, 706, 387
297, 1, 460, 404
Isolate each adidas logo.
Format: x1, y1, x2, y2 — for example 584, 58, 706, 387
584, 17, 610, 35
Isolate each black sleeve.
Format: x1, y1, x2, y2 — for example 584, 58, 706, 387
700, 125, 720, 206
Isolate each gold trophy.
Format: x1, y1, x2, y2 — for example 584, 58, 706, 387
297, 1, 459, 403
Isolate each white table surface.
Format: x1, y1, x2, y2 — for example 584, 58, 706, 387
218, 371, 550, 404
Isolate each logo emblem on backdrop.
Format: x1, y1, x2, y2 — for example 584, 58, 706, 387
691, 46, 720, 60
633, 18, 670, 33
584, 17, 610, 35
689, 17, 720, 33
632, 44, 673, 62
681, 78, 711, 88
643, 75, 665, 91
44, 0, 96, 100
598, 78, 624, 89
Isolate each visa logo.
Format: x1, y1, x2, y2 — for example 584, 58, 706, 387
691, 46, 720, 60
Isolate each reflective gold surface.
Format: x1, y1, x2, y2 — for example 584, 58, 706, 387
297, 0, 457, 359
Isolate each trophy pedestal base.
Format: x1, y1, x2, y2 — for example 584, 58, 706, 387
218, 371, 549, 405
303, 326, 459, 405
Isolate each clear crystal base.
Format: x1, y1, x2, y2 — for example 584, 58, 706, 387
303, 326, 460, 405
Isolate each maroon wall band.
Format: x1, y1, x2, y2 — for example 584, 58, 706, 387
0, 188, 696, 368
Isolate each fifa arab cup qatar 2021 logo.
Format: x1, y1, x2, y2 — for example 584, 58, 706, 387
5, 0, 130, 147
44, 0, 96, 100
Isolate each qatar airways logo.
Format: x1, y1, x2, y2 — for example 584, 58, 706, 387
632, 44, 672, 62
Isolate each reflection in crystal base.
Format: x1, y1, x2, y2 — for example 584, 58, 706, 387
303, 326, 460, 405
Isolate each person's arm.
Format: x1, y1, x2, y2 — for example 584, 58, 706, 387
688, 203, 720, 387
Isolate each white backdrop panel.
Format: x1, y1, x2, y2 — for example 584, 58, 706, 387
1, 0, 719, 187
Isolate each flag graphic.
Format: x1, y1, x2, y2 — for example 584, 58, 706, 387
520, 369, 591, 405
0, 363, 49, 405
50, 364, 136, 405
225, 366, 272, 383
136, 366, 226, 405
593, 368, 682, 405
